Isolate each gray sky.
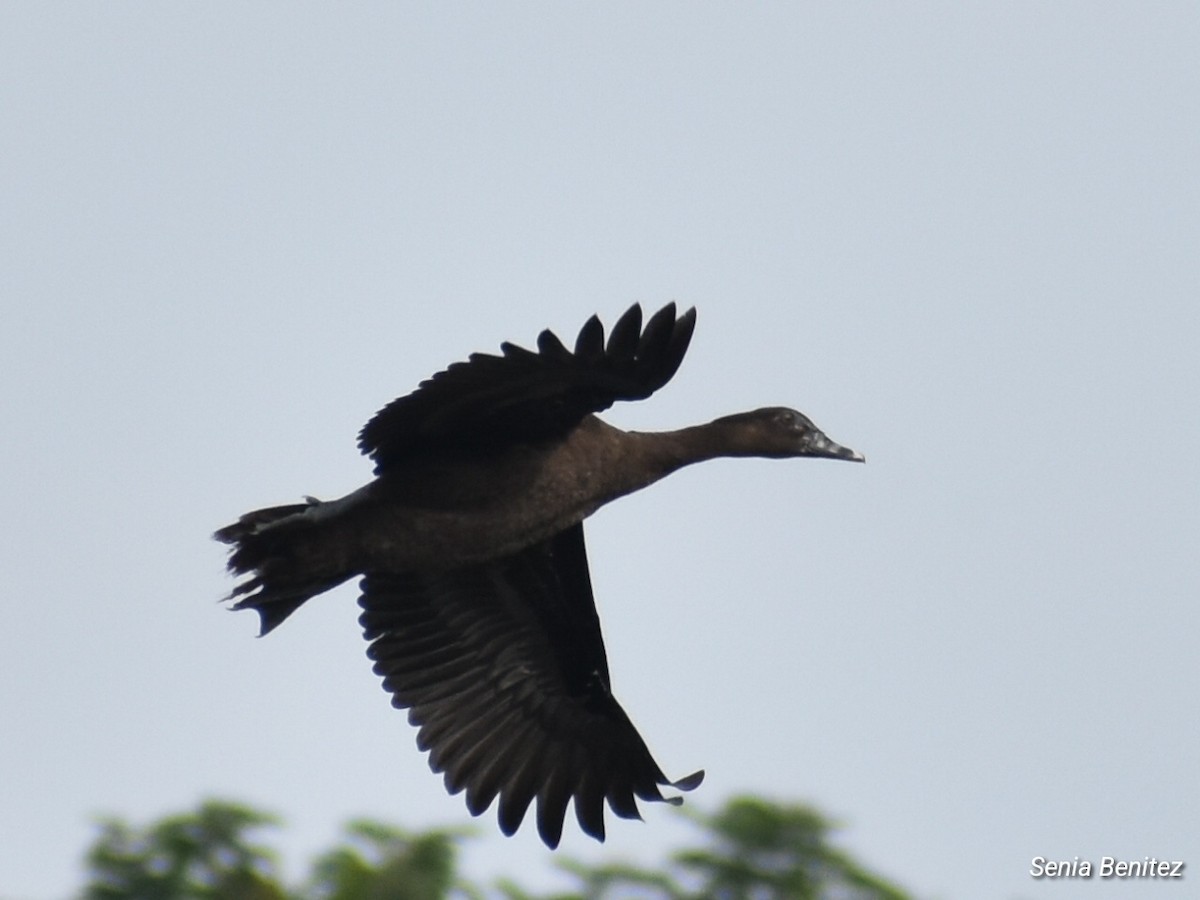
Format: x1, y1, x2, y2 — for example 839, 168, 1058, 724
3, 4, 1197, 898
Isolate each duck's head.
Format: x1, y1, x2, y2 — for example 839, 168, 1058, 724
712, 407, 865, 462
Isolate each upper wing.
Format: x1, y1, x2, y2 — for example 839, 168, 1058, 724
357, 303, 696, 472
357, 523, 703, 848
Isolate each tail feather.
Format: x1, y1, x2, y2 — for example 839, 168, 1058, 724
215, 500, 349, 635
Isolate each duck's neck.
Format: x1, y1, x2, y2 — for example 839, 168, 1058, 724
625, 416, 764, 475
553, 415, 766, 520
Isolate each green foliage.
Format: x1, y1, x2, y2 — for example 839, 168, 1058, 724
83, 800, 286, 900
524, 796, 911, 900
307, 819, 480, 900
78, 796, 912, 900
671, 796, 911, 900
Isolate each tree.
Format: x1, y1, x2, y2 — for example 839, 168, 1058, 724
511, 796, 910, 900
79, 796, 913, 900
306, 819, 479, 900
83, 801, 286, 900
675, 796, 910, 899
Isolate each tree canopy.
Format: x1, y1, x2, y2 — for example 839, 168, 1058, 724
79, 796, 912, 900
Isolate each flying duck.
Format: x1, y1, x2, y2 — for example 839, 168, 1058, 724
216, 303, 863, 848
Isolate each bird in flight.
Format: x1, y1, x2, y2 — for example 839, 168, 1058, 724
216, 303, 863, 848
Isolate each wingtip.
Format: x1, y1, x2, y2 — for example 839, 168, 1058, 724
537, 819, 564, 850
657, 768, 705, 806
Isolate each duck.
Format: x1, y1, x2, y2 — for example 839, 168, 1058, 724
215, 303, 863, 849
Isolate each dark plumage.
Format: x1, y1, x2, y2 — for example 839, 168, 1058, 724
215, 303, 862, 848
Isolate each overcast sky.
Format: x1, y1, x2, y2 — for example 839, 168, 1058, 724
3, 4, 1197, 899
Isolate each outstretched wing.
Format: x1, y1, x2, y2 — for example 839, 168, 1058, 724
357, 523, 703, 848
358, 303, 696, 472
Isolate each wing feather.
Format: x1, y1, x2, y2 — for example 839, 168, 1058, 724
605, 304, 643, 360
573, 314, 605, 361
357, 303, 697, 471
356, 524, 702, 847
